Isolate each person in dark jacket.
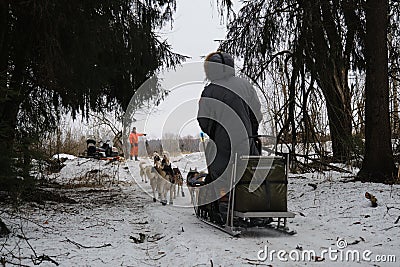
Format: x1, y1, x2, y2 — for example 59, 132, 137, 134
197, 51, 262, 224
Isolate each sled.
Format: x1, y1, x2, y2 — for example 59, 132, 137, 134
191, 154, 296, 237
85, 137, 119, 159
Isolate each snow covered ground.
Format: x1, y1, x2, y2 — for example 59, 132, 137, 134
1, 152, 399, 266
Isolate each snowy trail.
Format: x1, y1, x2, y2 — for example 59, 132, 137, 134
126, 154, 400, 267
1, 154, 399, 266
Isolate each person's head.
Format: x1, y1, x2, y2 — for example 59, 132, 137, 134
204, 51, 235, 81
132, 127, 136, 133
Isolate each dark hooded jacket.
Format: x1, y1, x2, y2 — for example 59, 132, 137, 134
197, 52, 262, 183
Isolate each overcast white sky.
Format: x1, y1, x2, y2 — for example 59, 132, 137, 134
159, 0, 239, 61
135, 0, 242, 139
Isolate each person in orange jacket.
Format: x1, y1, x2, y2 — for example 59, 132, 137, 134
129, 127, 146, 161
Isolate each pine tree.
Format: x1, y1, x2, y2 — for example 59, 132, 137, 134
0, 0, 185, 187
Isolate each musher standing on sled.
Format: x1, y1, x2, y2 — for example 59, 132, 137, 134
197, 51, 262, 224
129, 127, 146, 161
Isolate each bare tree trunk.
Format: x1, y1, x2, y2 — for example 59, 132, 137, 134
0, 1, 31, 184
0, 64, 24, 179
358, 0, 395, 182
0, 218, 10, 237
392, 78, 399, 138
303, 0, 354, 162
0, 0, 8, 83
323, 78, 353, 162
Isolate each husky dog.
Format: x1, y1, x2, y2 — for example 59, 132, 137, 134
186, 168, 199, 204
160, 151, 175, 204
172, 167, 184, 198
144, 165, 160, 203
139, 151, 172, 205
153, 165, 172, 205
153, 151, 161, 168
139, 161, 148, 183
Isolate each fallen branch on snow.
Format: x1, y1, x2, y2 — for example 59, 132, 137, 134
17, 224, 60, 266
31, 254, 59, 266
242, 258, 271, 266
64, 238, 111, 249
382, 225, 400, 231
292, 153, 353, 174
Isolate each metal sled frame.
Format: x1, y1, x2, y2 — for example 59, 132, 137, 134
192, 154, 296, 236
197, 154, 295, 236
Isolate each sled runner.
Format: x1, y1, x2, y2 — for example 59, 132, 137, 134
189, 154, 296, 237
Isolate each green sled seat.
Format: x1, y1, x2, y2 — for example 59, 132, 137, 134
234, 156, 288, 212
